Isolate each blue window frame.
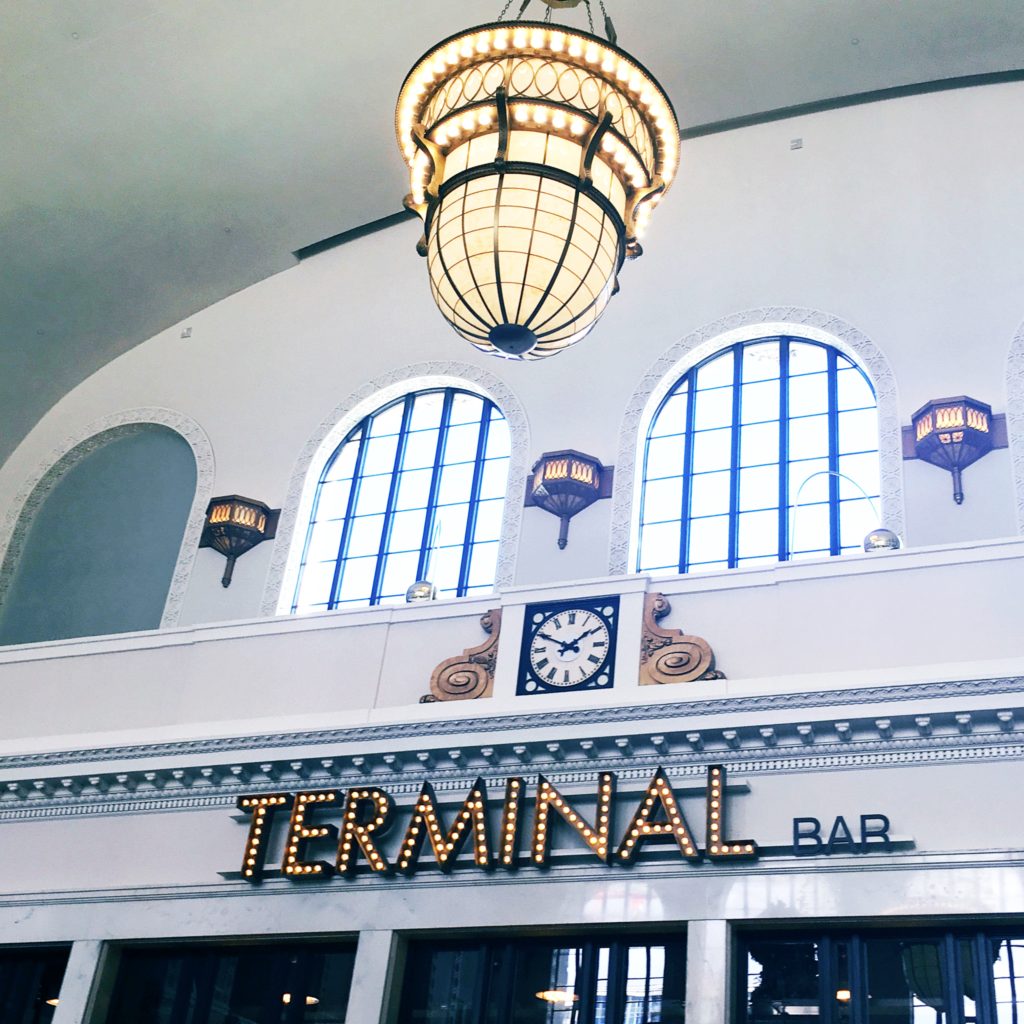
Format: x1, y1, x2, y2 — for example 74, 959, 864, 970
637, 337, 880, 575
291, 388, 510, 611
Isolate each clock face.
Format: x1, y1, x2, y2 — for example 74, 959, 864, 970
518, 598, 618, 695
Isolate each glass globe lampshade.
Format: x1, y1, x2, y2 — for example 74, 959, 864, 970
395, 21, 679, 359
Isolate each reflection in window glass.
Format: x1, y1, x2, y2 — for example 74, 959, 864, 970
637, 338, 880, 576
104, 942, 355, 1024
399, 936, 684, 1024
0, 947, 68, 1024
292, 389, 510, 610
992, 939, 1024, 1022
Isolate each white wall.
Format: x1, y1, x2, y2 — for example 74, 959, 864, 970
1, 83, 1022, 630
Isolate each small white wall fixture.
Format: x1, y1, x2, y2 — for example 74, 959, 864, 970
0, 408, 215, 632
263, 361, 531, 617
608, 307, 906, 574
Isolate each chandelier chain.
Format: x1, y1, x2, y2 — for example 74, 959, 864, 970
495, 0, 613, 41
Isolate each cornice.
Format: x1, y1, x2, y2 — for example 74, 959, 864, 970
0, 703, 1020, 822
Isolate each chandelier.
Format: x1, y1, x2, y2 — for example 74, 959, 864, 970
395, 1, 679, 359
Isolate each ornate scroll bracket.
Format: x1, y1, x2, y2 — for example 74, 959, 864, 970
639, 593, 724, 686
422, 609, 502, 702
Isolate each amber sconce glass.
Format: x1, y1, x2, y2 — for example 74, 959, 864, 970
199, 495, 280, 587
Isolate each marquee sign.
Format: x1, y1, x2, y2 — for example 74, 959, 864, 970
234, 766, 894, 883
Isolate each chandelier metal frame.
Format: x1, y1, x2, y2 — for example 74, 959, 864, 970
395, 19, 680, 359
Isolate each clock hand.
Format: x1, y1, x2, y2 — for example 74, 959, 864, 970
537, 631, 561, 644
558, 626, 603, 653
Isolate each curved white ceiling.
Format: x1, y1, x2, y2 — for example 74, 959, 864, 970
2, 0, 1023, 463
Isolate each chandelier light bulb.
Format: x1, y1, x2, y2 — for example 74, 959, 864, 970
395, 18, 680, 360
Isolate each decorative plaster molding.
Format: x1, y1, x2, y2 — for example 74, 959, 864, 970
608, 307, 906, 574
0, 706, 1021, 821
424, 608, 501, 701
0, 408, 215, 629
1005, 317, 1024, 532
260, 362, 530, 616
0, 675, 1021, 774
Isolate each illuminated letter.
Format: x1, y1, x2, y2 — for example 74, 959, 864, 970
237, 793, 293, 883
282, 790, 339, 879
616, 768, 700, 864
336, 788, 394, 875
705, 765, 757, 860
531, 773, 616, 865
498, 777, 525, 869
395, 778, 491, 874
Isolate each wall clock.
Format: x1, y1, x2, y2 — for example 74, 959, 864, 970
517, 597, 619, 695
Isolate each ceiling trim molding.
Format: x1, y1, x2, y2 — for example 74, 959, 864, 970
0, 408, 215, 631
260, 362, 530, 617
607, 307, 905, 576
681, 69, 1024, 140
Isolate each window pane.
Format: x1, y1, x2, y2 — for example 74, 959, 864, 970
403, 430, 441, 470
790, 501, 830, 554
838, 408, 879, 454
380, 551, 422, 598
410, 391, 445, 431
315, 480, 352, 519
738, 509, 778, 559
445, 423, 483, 463
739, 464, 779, 512
837, 366, 875, 410
337, 555, 377, 600
432, 546, 465, 594
363, 434, 400, 474
790, 458, 830, 504
369, 402, 404, 437
304, 519, 345, 564
352, 474, 391, 517
639, 521, 682, 572
294, 559, 337, 610
839, 497, 878, 548
434, 504, 470, 547
0, 947, 69, 1024
645, 434, 686, 480
322, 438, 360, 482
388, 508, 427, 553
789, 341, 827, 374
346, 514, 385, 558
838, 452, 880, 499
439, 462, 475, 505
688, 515, 729, 564
789, 372, 829, 417
473, 499, 504, 543
690, 470, 730, 517
468, 541, 499, 587
397, 468, 433, 510
691, 428, 732, 473
789, 414, 830, 460
864, 938, 951, 1023
744, 939, 821, 1022
106, 943, 355, 1024
741, 380, 780, 424
696, 351, 734, 389
485, 417, 511, 459
740, 422, 779, 467
449, 392, 484, 424
479, 459, 509, 500
742, 341, 781, 382
650, 390, 689, 437
992, 938, 1024, 1023
642, 477, 683, 525
693, 386, 733, 431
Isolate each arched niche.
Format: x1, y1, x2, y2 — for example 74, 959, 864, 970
0, 413, 211, 645
608, 307, 905, 574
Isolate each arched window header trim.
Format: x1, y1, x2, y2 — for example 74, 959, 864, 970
608, 309, 905, 575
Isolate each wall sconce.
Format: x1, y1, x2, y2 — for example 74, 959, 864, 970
525, 450, 613, 549
199, 495, 279, 587
910, 397, 996, 504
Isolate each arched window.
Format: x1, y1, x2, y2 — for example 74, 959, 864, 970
291, 387, 510, 611
636, 337, 880, 575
